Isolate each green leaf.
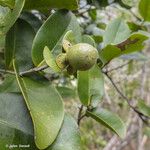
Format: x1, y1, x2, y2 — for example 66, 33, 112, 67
24, 0, 78, 10
86, 108, 126, 138
48, 114, 81, 150
43, 46, 61, 72
56, 86, 76, 99
89, 65, 104, 107
118, 33, 148, 54
77, 70, 89, 106
89, 8, 97, 21
78, 35, 103, 107
32, 10, 81, 66
92, 35, 103, 44
0, 93, 33, 135
0, 34, 5, 49
77, 65, 104, 107
82, 35, 96, 47
103, 17, 130, 46
116, 0, 131, 9
127, 22, 146, 32
62, 30, 76, 52
13, 62, 64, 149
0, 0, 15, 9
0, 0, 25, 36
5, 19, 35, 71
0, 74, 20, 93
99, 45, 120, 65
137, 100, 150, 117
20, 11, 42, 32
100, 32, 148, 66
139, 0, 150, 21
0, 93, 37, 149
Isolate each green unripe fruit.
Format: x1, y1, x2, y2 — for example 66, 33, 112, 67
66, 43, 98, 71
56, 53, 67, 69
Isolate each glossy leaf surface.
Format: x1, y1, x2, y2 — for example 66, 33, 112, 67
32, 10, 81, 66
5, 19, 35, 71
24, 0, 78, 10
0, 0, 25, 36
13, 62, 64, 149
87, 108, 126, 138
48, 114, 81, 150
139, 0, 150, 21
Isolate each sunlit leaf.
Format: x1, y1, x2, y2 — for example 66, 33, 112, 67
137, 100, 150, 117
0, 0, 25, 37
78, 65, 104, 107
0, 0, 15, 9
43, 46, 61, 73
100, 32, 148, 66
24, 0, 79, 10
103, 17, 130, 46
139, 0, 150, 21
87, 108, 126, 138
13, 61, 64, 149
32, 10, 81, 66
48, 114, 82, 150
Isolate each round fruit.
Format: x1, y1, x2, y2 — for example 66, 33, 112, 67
66, 43, 98, 71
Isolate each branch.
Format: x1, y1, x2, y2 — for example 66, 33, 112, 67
20, 65, 49, 76
0, 65, 49, 76
0, 68, 15, 75
77, 105, 86, 125
103, 61, 131, 73
103, 72, 150, 124
129, 9, 142, 22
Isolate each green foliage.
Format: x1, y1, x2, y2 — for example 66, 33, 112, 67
100, 31, 148, 66
0, 0, 25, 37
5, 19, 35, 71
24, 0, 79, 10
137, 100, 150, 117
77, 35, 104, 106
0, 74, 20, 93
86, 108, 126, 138
32, 10, 81, 66
20, 12, 42, 32
0, 93, 37, 149
43, 46, 61, 72
139, 0, 150, 21
0, 0, 150, 149
48, 114, 82, 150
13, 62, 64, 149
0, 0, 15, 9
78, 65, 104, 107
56, 86, 76, 99
103, 17, 131, 46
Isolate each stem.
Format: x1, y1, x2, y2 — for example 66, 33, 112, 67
0, 68, 15, 75
103, 61, 131, 73
77, 105, 86, 125
19, 65, 49, 76
103, 72, 150, 124
0, 65, 49, 76
129, 9, 142, 22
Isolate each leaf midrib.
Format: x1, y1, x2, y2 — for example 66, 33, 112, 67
87, 110, 125, 138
